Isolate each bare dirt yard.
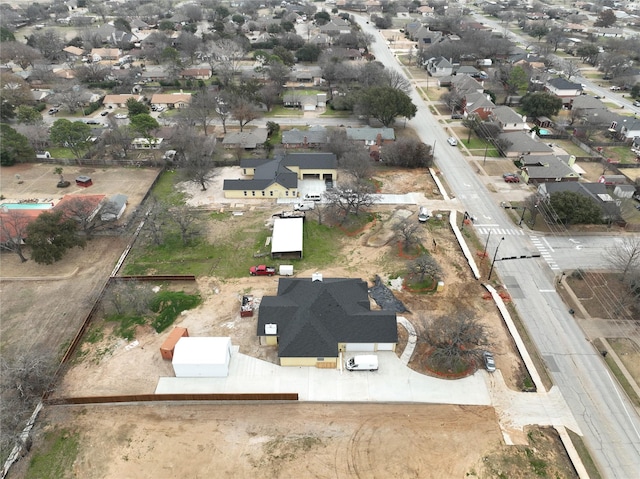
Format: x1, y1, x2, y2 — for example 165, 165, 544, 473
1, 164, 161, 359
5, 166, 575, 479
14, 403, 577, 479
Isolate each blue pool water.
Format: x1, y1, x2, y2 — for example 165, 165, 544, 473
538, 129, 551, 135
0, 203, 52, 210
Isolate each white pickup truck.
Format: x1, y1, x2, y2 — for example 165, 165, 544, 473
293, 202, 315, 211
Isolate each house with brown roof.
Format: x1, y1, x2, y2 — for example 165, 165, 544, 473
103, 94, 144, 109
150, 93, 192, 109
180, 68, 212, 80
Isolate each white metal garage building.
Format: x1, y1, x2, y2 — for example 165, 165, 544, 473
172, 337, 233, 378
271, 217, 303, 259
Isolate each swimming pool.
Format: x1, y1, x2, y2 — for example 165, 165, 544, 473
538, 128, 551, 136
0, 203, 53, 210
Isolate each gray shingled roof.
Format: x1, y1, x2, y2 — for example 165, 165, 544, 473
282, 126, 328, 145
257, 278, 398, 358
500, 132, 554, 154
346, 127, 395, 142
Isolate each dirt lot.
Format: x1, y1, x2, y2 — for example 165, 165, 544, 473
4, 166, 572, 478
12, 403, 578, 479
0, 164, 160, 358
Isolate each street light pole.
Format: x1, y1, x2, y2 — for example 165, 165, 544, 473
488, 237, 505, 280
482, 229, 491, 259
518, 206, 527, 226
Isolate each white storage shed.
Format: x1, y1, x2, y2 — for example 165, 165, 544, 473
271, 217, 303, 259
172, 337, 232, 377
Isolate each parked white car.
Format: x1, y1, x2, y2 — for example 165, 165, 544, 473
447, 137, 458, 146
114, 113, 128, 119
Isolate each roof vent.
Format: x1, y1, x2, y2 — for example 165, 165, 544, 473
312, 272, 323, 282
265, 324, 277, 335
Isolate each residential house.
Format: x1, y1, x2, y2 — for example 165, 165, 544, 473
537, 181, 622, 222
290, 66, 323, 85
63, 45, 84, 59
454, 65, 480, 77
103, 94, 144, 109
282, 126, 328, 149
256, 276, 398, 367
90, 48, 121, 61
424, 57, 454, 77
545, 78, 583, 105
519, 155, 580, 184
150, 93, 192, 109
499, 131, 554, 157
223, 152, 337, 199
179, 68, 212, 80
132, 138, 163, 149
346, 127, 395, 145
222, 128, 268, 150
318, 19, 352, 37
463, 92, 495, 120
404, 22, 442, 48
451, 75, 484, 96
490, 106, 527, 132
612, 118, 640, 142
140, 66, 170, 82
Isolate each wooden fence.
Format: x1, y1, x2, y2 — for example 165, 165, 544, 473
46, 393, 298, 405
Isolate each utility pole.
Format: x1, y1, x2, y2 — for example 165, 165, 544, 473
488, 237, 505, 280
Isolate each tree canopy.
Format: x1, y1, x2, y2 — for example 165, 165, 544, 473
357, 86, 417, 127
129, 113, 159, 139
520, 91, 563, 118
25, 210, 85, 264
126, 98, 149, 116
0, 124, 34, 166
548, 191, 603, 225
49, 119, 91, 160
594, 9, 616, 27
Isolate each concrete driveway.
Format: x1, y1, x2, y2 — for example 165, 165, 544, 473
156, 349, 492, 405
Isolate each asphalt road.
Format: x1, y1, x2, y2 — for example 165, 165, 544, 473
355, 15, 640, 479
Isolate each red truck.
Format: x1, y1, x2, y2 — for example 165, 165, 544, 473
249, 265, 276, 276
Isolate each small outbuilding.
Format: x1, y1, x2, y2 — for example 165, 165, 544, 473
171, 337, 232, 377
101, 193, 128, 221
75, 176, 92, 187
271, 217, 303, 259
159, 327, 189, 360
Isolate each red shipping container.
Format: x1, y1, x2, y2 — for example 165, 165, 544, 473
160, 327, 189, 360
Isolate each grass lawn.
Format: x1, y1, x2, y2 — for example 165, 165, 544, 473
606, 146, 639, 164
552, 140, 588, 157
266, 105, 303, 117
320, 108, 352, 118
48, 147, 75, 159
123, 172, 350, 277
25, 429, 79, 479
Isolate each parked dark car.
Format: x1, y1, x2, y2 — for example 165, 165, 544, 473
504, 175, 520, 183
451, 113, 464, 119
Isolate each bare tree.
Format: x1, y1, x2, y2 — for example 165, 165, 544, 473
214, 95, 231, 134
418, 310, 491, 372
175, 130, 219, 191
144, 197, 170, 246
207, 39, 246, 86
0, 42, 42, 69
1, 352, 56, 457
409, 254, 442, 282
231, 98, 261, 131
394, 218, 421, 252
167, 205, 202, 246
102, 279, 153, 316
0, 210, 32, 262
13, 123, 50, 152
340, 148, 373, 183
103, 122, 134, 158
182, 88, 217, 136
606, 236, 640, 281
326, 129, 358, 162
562, 60, 580, 80
56, 196, 119, 237
324, 180, 378, 223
